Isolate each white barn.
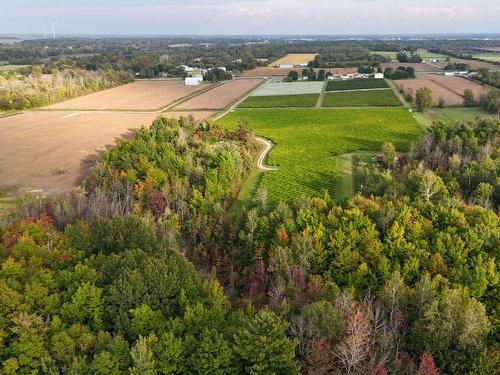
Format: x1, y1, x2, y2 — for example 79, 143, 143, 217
185, 75, 203, 85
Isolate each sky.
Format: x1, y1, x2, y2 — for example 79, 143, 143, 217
0, 0, 499, 35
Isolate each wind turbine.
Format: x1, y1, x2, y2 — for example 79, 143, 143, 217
41, 22, 47, 39
49, 21, 57, 39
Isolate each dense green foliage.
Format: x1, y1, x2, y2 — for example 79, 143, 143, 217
326, 78, 389, 91
1, 36, 500, 374
384, 66, 416, 80
322, 90, 401, 107
357, 117, 500, 210
218, 108, 420, 202
235, 191, 498, 374
1, 112, 498, 374
239, 94, 319, 108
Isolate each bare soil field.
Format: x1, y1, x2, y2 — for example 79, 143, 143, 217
0, 110, 213, 193
176, 79, 263, 110
394, 79, 463, 106
477, 47, 500, 53
269, 54, 317, 67
422, 75, 486, 99
45, 80, 210, 111
240, 67, 354, 78
431, 58, 499, 70
380, 62, 442, 73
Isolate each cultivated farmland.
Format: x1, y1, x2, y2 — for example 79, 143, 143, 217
322, 90, 401, 107
394, 79, 464, 106
0, 111, 213, 194
326, 79, 389, 91
252, 81, 324, 96
218, 108, 421, 202
431, 58, 499, 71
239, 94, 318, 108
422, 74, 486, 99
175, 78, 263, 110
380, 62, 441, 73
269, 53, 317, 67
45, 80, 210, 111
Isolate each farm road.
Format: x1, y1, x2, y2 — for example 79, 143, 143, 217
255, 137, 279, 171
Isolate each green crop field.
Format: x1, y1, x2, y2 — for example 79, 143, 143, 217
322, 90, 401, 107
416, 49, 448, 59
239, 94, 319, 108
218, 108, 421, 203
326, 79, 389, 91
472, 53, 500, 62
370, 49, 448, 61
422, 108, 495, 126
370, 51, 398, 59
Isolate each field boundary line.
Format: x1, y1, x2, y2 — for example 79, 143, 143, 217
159, 82, 223, 112
316, 81, 327, 108
0, 111, 24, 119
424, 61, 443, 70
386, 80, 410, 108
212, 79, 267, 121
426, 76, 467, 98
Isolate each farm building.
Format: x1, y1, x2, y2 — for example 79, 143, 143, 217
185, 75, 203, 85
341, 73, 355, 80
444, 70, 468, 77
180, 65, 195, 72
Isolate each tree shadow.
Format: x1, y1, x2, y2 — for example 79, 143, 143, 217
75, 127, 138, 186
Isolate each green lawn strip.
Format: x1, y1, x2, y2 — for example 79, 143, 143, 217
334, 154, 354, 202
322, 90, 402, 107
326, 79, 389, 91
423, 108, 493, 124
238, 94, 319, 108
218, 108, 421, 203
226, 166, 264, 219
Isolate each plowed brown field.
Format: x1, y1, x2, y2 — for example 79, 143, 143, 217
176, 79, 264, 110
422, 75, 486, 99
0, 110, 213, 193
394, 79, 463, 106
45, 80, 210, 111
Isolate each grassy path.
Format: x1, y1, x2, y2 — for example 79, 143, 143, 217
315, 81, 327, 108
334, 155, 354, 201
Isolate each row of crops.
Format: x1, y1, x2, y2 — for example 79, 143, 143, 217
326, 78, 389, 91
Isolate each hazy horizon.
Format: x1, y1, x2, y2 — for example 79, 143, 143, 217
1, 1, 499, 36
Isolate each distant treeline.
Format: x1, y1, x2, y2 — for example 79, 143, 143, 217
0, 68, 133, 111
